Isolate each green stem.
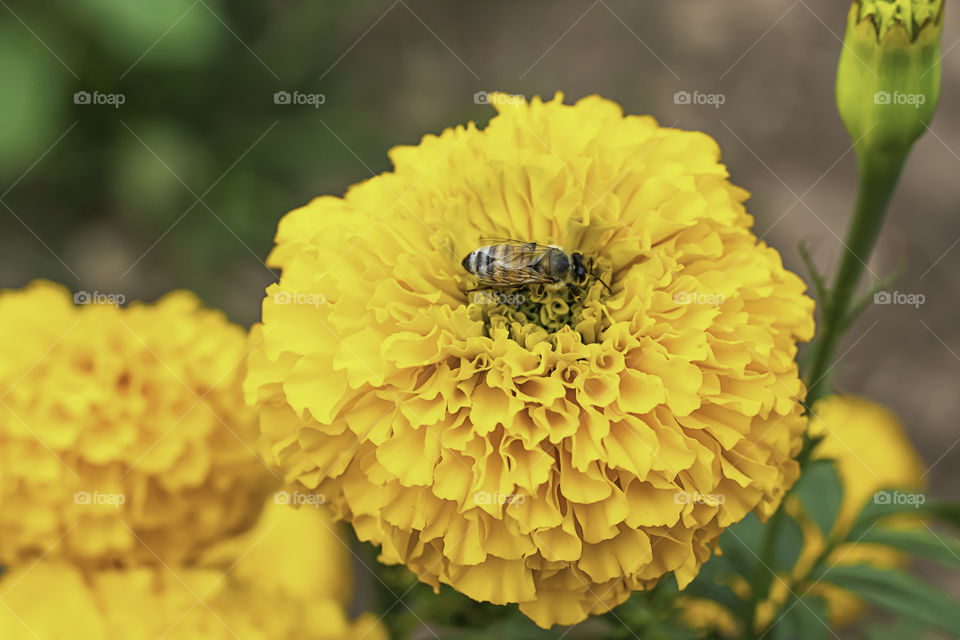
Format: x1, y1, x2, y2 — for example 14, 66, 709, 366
784, 538, 841, 604
754, 535, 845, 636
747, 148, 908, 639
745, 508, 785, 636
803, 147, 908, 407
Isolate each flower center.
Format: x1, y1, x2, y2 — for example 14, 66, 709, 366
465, 260, 613, 344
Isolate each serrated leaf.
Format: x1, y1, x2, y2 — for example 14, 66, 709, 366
792, 458, 843, 538
858, 526, 960, 567
814, 564, 960, 634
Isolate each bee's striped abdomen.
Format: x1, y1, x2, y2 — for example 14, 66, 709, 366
461, 241, 555, 287
462, 247, 492, 279
481, 247, 495, 279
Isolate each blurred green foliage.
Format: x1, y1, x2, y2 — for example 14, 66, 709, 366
0, 1, 492, 323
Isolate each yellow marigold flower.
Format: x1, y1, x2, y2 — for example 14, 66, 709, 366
797, 394, 926, 626
200, 499, 354, 608
245, 93, 815, 628
0, 281, 273, 567
0, 560, 387, 640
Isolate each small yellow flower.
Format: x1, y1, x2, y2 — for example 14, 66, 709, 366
0, 281, 273, 567
0, 560, 387, 640
199, 500, 355, 608
246, 93, 815, 627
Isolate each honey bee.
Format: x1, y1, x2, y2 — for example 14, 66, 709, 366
461, 239, 611, 293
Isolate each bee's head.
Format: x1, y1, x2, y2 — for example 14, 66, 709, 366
571, 252, 587, 283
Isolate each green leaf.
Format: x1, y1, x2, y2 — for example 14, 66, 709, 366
611, 588, 700, 640
921, 501, 960, 528
860, 618, 919, 640
768, 595, 829, 640
842, 263, 904, 333
773, 510, 805, 574
70, 0, 222, 65
682, 560, 745, 617
716, 512, 764, 575
814, 564, 960, 634
857, 526, 960, 567
792, 458, 843, 538
798, 240, 828, 303
719, 509, 803, 607
0, 25, 67, 180
847, 490, 960, 539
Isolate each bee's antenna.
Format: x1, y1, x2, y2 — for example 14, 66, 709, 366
587, 257, 613, 293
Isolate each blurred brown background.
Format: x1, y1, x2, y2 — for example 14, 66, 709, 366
1, 0, 957, 629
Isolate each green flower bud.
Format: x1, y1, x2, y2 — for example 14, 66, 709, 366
836, 0, 944, 156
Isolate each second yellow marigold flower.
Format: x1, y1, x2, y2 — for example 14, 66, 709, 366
0, 281, 273, 567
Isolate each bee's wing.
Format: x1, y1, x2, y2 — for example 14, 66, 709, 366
506, 266, 557, 285
478, 237, 552, 249
475, 266, 556, 286
495, 243, 553, 267
476, 243, 558, 286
